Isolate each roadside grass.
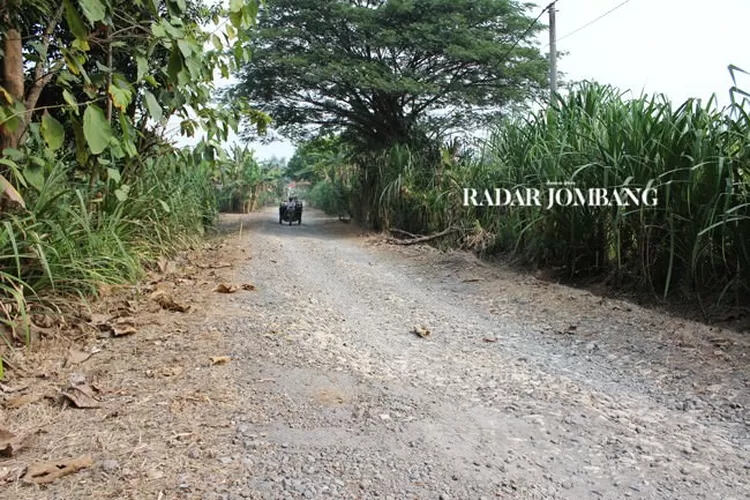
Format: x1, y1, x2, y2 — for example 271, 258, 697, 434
0, 152, 216, 355
334, 81, 750, 310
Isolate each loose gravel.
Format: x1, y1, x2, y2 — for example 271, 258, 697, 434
203, 209, 750, 500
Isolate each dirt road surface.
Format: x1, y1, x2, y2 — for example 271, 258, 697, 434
2, 207, 749, 500
217, 208, 750, 499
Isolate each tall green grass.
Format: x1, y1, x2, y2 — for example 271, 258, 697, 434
0, 149, 217, 347
363, 82, 750, 306
308, 179, 351, 217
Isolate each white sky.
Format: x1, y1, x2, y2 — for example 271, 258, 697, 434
173, 0, 750, 160
535, 0, 750, 106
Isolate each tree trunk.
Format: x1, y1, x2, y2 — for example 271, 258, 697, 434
89, 26, 113, 200
2, 5, 65, 152
1, 23, 24, 151
249, 185, 259, 212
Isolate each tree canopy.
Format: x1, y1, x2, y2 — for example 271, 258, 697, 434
228, 0, 549, 149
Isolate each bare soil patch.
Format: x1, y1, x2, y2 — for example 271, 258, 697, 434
0, 229, 254, 499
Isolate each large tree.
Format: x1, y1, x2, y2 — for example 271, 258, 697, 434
228, 0, 549, 149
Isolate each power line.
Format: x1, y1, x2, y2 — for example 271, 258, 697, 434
498, 1, 558, 62
554, 0, 631, 45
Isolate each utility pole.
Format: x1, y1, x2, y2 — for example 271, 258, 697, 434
548, 2, 557, 100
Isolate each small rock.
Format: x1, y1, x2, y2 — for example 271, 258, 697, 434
177, 474, 190, 489
188, 448, 201, 459
218, 456, 233, 464
99, 459, 120, 472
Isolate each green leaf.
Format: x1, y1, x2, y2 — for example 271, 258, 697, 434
110, 142, 125, 160
56, 70, 78, 87
82, 104, 112, 155
23, 165, 45, 191
177, 39, 192, 57
114, 188, 128, 202
229, 10, 242, 29
71, 38, 90, 51
29, 41, 48, 59
108, 76, 133, 111
211, 34, 223, 51
246, 1, 259, 23
136, 55, 149, 82
62, 90, 79, 114
162, 22, 185, 38
107, 167, 121, 183
41, 113, 65, 151
95, 61, 112, 73
230, 0, 243, 13
159, 199, 171, 212
152, 22, 166, 38
143, 90, 163, 122
78, 0, 106, 23
167, 47, 183, 79
234, 44, 243, 66
119, 114, 137, 158
64, 0, 88, 41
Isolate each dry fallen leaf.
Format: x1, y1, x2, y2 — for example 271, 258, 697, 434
23, 456, 93, 484
65, 349, 92, 366
150, 290, 190, 312
412, 325, 430, 338
89, 313, 111, 330
61, 383, 101, 409
111, 300, 136, 318
213, 283, 238, 294
112, 318, 137, 337
112, 325, 137, 337
0, 427, 25, 457
209, 356, 230, 365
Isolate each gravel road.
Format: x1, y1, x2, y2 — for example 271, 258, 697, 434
215, 208, 750, 500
